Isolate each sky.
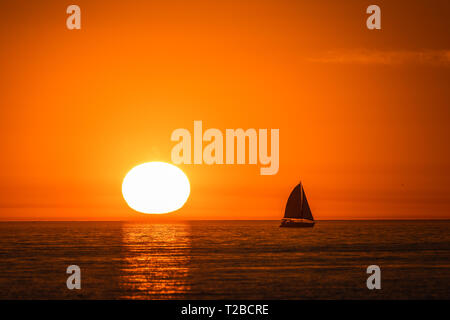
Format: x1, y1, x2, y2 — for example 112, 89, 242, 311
0, 0, 449, 220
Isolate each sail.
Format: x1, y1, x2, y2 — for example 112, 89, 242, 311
284, 184, 302, 218
300, 188, 314, 221
283, 183, 314, 221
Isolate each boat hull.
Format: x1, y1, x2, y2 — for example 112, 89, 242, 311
280, 219, 315, 228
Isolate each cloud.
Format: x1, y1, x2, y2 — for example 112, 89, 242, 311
309, 49, 450, 67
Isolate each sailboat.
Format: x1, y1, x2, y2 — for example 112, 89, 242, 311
280, 182, 315, 228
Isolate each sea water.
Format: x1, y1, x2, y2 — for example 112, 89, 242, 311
0, 220, 448, 299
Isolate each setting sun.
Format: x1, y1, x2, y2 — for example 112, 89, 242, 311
122, 162, 190, 214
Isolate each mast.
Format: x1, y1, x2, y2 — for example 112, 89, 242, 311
299, 182, 303, 210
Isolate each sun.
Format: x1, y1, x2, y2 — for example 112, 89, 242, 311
122, 162, 190, 214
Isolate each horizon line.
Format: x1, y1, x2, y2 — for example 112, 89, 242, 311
0, 218, 449, 222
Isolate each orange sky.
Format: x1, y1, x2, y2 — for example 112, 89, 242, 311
0, 0, 449, 220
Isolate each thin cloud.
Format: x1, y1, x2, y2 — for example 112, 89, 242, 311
309, 49, 450, 66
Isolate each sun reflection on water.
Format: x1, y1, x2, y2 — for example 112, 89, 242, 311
120, 223, 191, 299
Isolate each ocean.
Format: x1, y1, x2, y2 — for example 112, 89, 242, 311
0, 220, 448, 299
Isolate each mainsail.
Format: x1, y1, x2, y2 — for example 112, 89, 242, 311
284, 182, 314, 221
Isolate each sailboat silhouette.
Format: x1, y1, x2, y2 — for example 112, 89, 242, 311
280, 182, 315, 228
